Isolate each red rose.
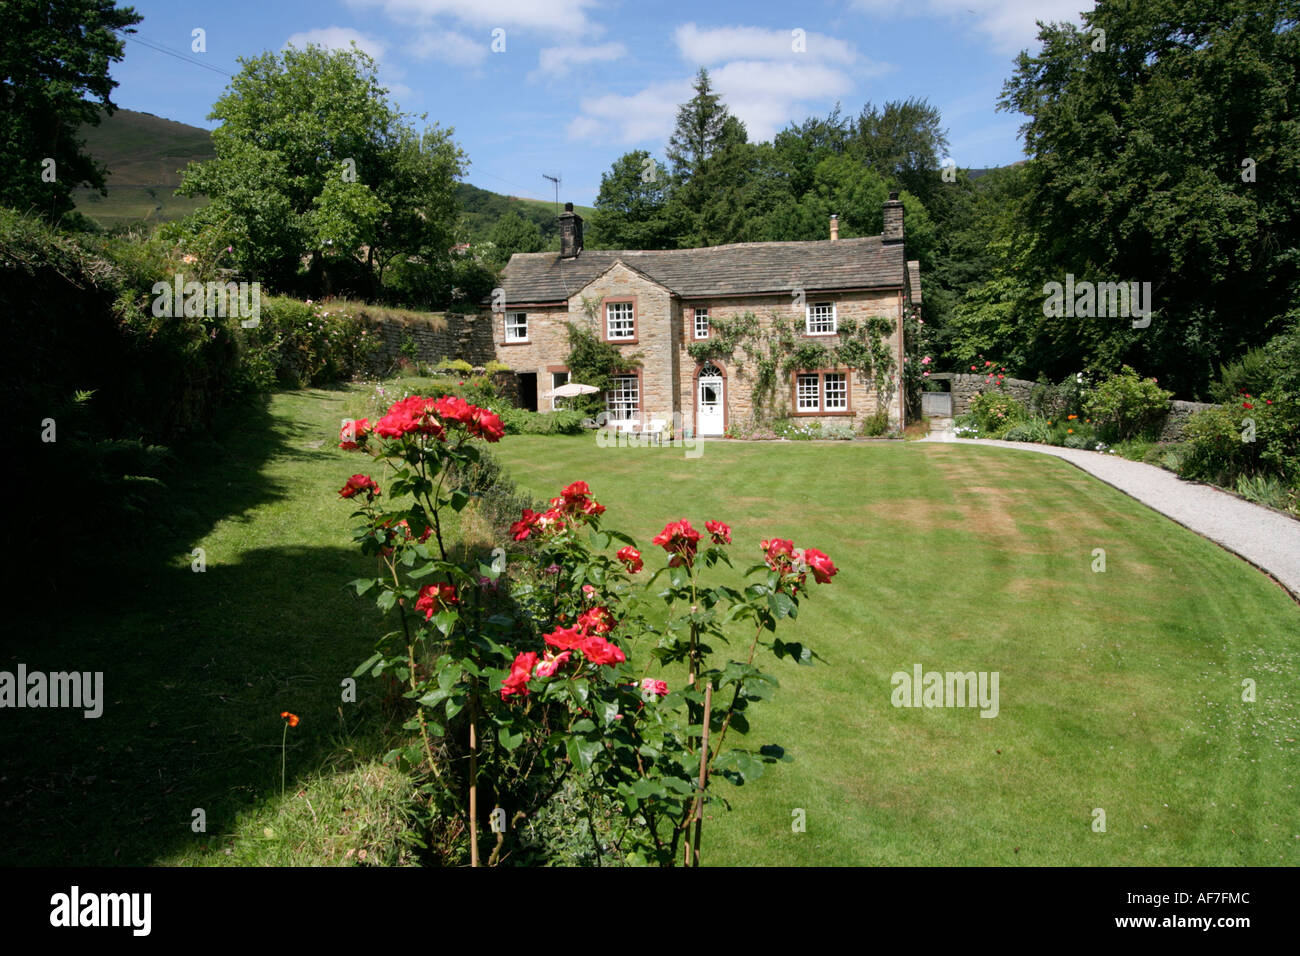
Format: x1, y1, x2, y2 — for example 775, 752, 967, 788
1243, 402, 1254, 409
415, 583, 459, 620
802, 547, 838, 584
534, 650, 572, 678
561, 480, 591, 503
339, 417, 370, 450
500, 651, 538, 700
705, 520, 731, 545
466, 405, 505, 442
339, 474, 380, 500
760, 538, 795, 572
652, 519, 702, 567
543, 625, 586, 651
580, 635, 626, 667
432, 395, 472, 424
510, 508, 539, 541
617, 546, 643, 573
577, 605, 616, 636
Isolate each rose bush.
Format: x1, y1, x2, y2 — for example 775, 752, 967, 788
339, 393, 837, 866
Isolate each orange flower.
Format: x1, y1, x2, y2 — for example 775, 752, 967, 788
1067, 414, 1077, 420
1067, 428, 1074, 434
281, 711, 300, 728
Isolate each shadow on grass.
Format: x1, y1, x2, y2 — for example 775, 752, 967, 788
1, 387, 394, 865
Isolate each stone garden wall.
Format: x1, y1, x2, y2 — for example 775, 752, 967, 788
364, 311, 494, 374
1158, 400, 1216, 443
925, 372, 1037, 416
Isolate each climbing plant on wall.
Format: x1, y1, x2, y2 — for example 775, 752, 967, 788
688, 310, 898, 423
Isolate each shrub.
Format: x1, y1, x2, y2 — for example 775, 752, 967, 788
237, 298, 379, 390
860, 409, 891, 437
822, 422, 855, 440
1181, 400, 1299, 487
1063, 432, 1090, 449
499, 407, 584, 435
969, 391, 1027, 437
1082, 366, 1172, 442
1002, 418, 1050, 443
1030, 372, 1088, 421
773, 419, 821, 440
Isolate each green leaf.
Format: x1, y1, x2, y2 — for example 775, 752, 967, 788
350, 577, 376, 596
450, 488, 471, 512
767, 591, 796, 619
499, 725, 524, 751
353, 652, 383, 678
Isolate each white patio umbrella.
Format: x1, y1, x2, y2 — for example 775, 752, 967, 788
544, 382, 600, 399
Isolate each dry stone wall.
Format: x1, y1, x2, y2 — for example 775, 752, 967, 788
365, 311, 494, 373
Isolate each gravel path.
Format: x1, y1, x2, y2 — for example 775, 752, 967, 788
920, 424, 1300, 601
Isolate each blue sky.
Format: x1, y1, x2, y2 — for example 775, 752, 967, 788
107, 0, 1097, 205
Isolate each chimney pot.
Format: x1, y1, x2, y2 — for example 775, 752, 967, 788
830, 214, 839, 241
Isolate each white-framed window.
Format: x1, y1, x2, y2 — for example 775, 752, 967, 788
795, 371, 850, 413
550, 371, 569, 410
505, 312, 528, 342
606, 301, 635, 340
806, 302, 837, 335
796, 374, 821, 412
606, 374, 639, 419
693, 307, 710, 339
824, 372, 848, 410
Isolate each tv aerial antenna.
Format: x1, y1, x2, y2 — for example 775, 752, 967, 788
542, 173, 561, 213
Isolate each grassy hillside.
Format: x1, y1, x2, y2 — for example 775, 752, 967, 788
71, 108, 215, 228
71, 108, 592, 239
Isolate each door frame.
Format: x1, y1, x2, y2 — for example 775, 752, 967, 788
694, 361, 728, 436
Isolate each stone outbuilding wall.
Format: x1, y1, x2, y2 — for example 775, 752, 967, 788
1158, 400, 1216, 443
364, 311, 494, 373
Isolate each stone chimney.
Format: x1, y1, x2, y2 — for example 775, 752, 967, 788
558, 201, 583, 258
829, 214, 839, 241
882, 191, 904, 244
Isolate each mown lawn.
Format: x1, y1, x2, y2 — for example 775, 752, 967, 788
4, 387, 1296, 866
493, 434, 1300, 866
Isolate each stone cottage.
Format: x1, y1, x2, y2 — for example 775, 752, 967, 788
490, 194, 921, 435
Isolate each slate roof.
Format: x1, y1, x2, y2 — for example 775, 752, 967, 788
496, 236, 907, 304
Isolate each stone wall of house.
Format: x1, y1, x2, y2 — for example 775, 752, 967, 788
488, 269, 908, 431
675, 290, 904, 434
364, 311, 494, 373
1158, 400, 1216, 442
925, 372, 1037, 416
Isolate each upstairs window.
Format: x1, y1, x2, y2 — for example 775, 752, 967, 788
806, 302, 837, 335
505, 312, 528, 342
606, 301, 635, 340
693, 307, 710, 339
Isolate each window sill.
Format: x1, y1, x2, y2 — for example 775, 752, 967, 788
790, 409, 853, 417
500, 339, 531, 346
802, 331, 839, 338
604, 337, 639, 345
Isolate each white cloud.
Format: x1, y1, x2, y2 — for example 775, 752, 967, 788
284, 26, 388, 61
408, 30, 488, 66
675, 23, 861, 66
532, 42, 627, 80
850, 0, 1092, 53
346, 0, 602, 36
567, 59, 857, 146
711, 60, 856, 142
567, 79, 693, 144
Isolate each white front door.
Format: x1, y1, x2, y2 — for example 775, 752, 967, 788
697, 365, 725, 436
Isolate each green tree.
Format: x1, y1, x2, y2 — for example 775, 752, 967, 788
850, 98, 949, 203
999, 0, 1300, 396
485, 209, 544, 267
177, 43, 466, 297
587, 150, 675, 249
0, 0, 142, 222
666, 68, 731, 185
